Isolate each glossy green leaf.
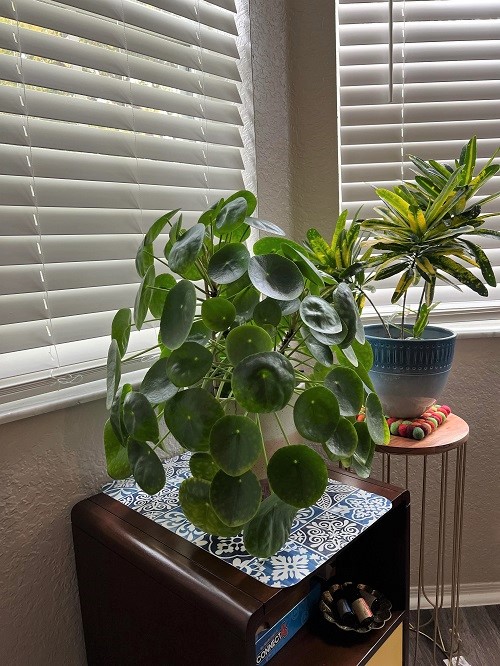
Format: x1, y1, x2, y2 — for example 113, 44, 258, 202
207, 243, 250, 284
160, 279, 197, 349
267, 445, 328, 508
432, 255, 488, 296
253, 237, 305, 256
253, 298, 282, 327
106, 339, 121, 410
201, 297, 236, 332
144, 209, 180, 246
334, 346, 375, 392
299, 296, 343, 334
325, 366, 364, 416
135, 239, 154, 278
209, 415, 263, 476
293, 386, 340, 442
248, 254, 304, 301
127, 439, 166, 495
165, 342, 213, 387
187, 320, 211, 346
353, 421, 372, 465
233, 286, 260, 322
111, 308, 131, 357
140, 357, 177, 405
104, 419, 131, 479
110, 383, 132, 442
351, 339, 374, 371
278, 298, 301, 316
332, 283, 359, 348
222, 272, 251, 298
123, 391, 159, 443
168, 223, 205, 274
215, 197, 247, 234
179, 477, 241, 536
246, 216, 285, 236
134, 265, 155, 330
243, 494, 297, 557
210, 470, 262, 527
462, 240, 496, 287
224, 190, 257, 216
300, 327, 334, 367
324, 417, 358, 459
189, 452, 219, 482
225, 324, 273, 366
149, 273, 176, 319
164, 388, 224, 451
232, 351, 295, 413
281, 245, 324, 286
309, 322, 347, 347
365, 392, 390, 445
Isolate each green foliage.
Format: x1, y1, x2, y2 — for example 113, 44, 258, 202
104, 190, 388, 557
363, 137, 499, 337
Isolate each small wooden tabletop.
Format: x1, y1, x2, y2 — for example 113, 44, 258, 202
375, 413, 469, 456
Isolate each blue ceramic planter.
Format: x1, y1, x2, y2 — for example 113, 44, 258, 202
365, 324, 457, 418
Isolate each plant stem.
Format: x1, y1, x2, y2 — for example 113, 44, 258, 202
123, 344, 160, 363
359, 288, 392, 338
274, 412, 292, 446
401, 289, 408, 340
256, 415, 269, 466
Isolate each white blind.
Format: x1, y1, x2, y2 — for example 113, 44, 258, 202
0, 0, 247, 401
339, 0, 500, 323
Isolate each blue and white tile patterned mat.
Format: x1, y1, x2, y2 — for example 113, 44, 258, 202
103, 452, 391, 588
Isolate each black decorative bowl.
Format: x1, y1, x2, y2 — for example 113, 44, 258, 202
319, 582, 392, 634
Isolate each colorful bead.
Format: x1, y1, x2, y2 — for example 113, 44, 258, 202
382, 405, 451, 440
413, 427, 425, 440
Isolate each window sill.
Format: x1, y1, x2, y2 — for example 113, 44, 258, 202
0, 323, 499, 427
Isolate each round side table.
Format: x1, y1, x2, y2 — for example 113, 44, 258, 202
375, 413, 469, 666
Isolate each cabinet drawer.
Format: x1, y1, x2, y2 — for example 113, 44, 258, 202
366, 623, 403, 666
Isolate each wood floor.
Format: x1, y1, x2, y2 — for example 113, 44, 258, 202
408, 606, 500, 665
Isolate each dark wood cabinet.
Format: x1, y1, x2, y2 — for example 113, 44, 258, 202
72, 469, 409, 666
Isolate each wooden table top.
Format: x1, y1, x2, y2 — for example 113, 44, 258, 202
375, 413, 469, 456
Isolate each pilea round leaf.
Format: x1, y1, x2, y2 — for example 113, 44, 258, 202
225, 324, 273, 366
325, 366, 364, 417
248, 254, 304, 301
300, 327, 334, 367
160, 279, 196, 349
232, 351, 295, 413
140, 357, 178, 405
339, 345, 359, 367
165, 341, 213, 387
144, 208, 180, 246
278, 298, 301, 315
253, 236, 305, 256
293, 386, 340, 442
134, 264, 155, 330
353, 421, 372, 465
246, 216, 285, 236
209, 415, 263, 476
224, 190, 257, 216
233, 286, 260, 321
243, 494, 298, 558
365, 392, 390, 445
267, 445, 328, 508
281, 245, 324, 286
207, 243, 250, 284
149, 273, 176, 319
332, 283, 359, 348
123, 391, 159, 443
168, 223, 205, 274
110, 383, 132, 443
201, 297, 236, 332
179, 477, 241, 536
111, 308, 131, 357
222, 272, 251, 298
253, 298, 282, 327
324, 417, 358, 459
210, 470, 262, 527
299, 295, 343, 334
351, 338, 374, 370
189, 452, 219, 482
309, 321, 347, 346
106, 339, 121, 410
215, 197, 248, 234
104, 419, 131, 480
187, 320, 211, 346
164, 388, 224, 451
127, 439, 165, 495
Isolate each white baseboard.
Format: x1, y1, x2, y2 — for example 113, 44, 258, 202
410, 582, 500, 610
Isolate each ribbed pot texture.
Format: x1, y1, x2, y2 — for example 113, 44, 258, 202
365, 324, 457, 418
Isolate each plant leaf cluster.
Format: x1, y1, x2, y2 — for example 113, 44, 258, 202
104, 190, 388, 557
362, 137, 499, 336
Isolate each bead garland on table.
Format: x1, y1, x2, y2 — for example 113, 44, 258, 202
357, 405, 452, 440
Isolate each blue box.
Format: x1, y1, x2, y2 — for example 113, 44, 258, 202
254, 582, 321, 665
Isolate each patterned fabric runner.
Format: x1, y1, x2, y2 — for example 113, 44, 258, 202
103, 452, 392, 588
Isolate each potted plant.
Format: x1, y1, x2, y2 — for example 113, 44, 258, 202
103, 191, 389, 558
361, 137, 500, 417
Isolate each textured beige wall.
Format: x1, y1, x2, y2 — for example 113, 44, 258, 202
1, 2, 499, 666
